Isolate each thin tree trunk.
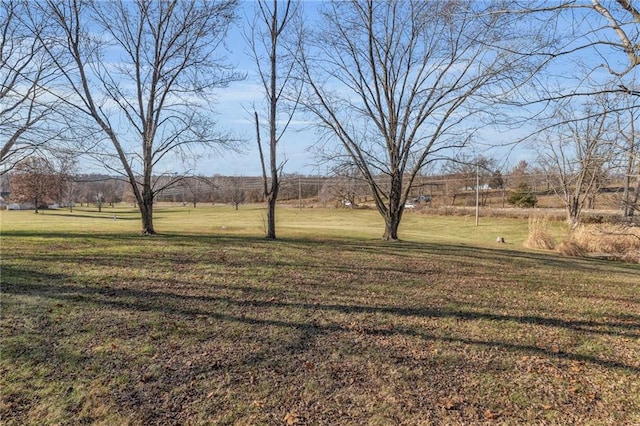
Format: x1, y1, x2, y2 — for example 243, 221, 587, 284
622, 116, 636, 217
266, 194, 276, 239
567, 196, 580, 228
622, 152, 633, 216
628, 161, 640, 218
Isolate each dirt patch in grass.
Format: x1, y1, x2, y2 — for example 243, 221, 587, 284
1, 232, 639, 425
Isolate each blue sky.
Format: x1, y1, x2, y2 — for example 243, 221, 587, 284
197, 0, 322, 177
198, 1, 547, 177
175, 0, 634, 177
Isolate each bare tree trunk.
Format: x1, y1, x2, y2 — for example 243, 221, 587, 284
256, 111, 277, 239
378, 172, 403, 241
383, 213, 401, 241
141, 188, 154, 235
622, 112, 637, 217
266, 192, 277, 239
567, 196, 580, 228
628, 161, 640, 218
622, 154, 633, 217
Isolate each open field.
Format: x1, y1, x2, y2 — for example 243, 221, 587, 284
1, 205, 639, 424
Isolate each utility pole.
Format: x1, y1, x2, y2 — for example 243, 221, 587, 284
475, 163, 479, 227
298, 174, 302, 211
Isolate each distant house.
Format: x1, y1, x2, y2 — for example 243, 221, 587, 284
412, 195, 432, 203
7, 202, 36, 210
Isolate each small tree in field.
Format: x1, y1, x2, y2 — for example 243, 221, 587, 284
248, 0, 301, 239
536, 98, 615, 227
508, 183, 537, 208
221, 177, 246, 210
10, 157, 58, 213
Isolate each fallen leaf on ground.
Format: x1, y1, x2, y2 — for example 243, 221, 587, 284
284, 411, 299, 425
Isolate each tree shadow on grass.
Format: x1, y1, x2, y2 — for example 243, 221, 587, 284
3, 231, 638, 322
8, 237, 640, 317
53, 213, 141, 221
10, 229, 637, 279
2, 264, 638, 373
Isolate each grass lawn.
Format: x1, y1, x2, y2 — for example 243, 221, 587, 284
1, 205, 638, 425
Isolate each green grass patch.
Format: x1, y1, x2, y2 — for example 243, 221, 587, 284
1, 205, 638, 424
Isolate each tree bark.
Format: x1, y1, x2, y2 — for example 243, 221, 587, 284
567, 196, 580, 228
382, 213, 401, 241
266, 193, 277, 239
628, 160, 640, 218
379, 172, 403, 241
141, 187, 155, 235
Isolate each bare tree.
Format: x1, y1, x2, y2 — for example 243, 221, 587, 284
41, 0, 243, 234
56, 155, 77, 211
496, 1, 640, 197
442, 155, 498, 206
178, 175, 216, 208
297, 0, 541, 240
61, 176, 77, 212
9, 156, 58, 213
220, 177, 246, 210
502, 1, 639, 99
0, 0, 63, 174
327, 164, 362, 208
247, 0, 301, 239
536, 98, 616, 227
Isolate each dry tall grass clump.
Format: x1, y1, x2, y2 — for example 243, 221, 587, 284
556, 238, 586, 257
524, 215, 556, 250
570, 224, 640, 263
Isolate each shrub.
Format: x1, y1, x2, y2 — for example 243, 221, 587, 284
507, 183, 537, 208
570, 224, 640, 263
524, 215, 556, 250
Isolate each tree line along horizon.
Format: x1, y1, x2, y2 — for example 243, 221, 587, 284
2, 159, 631, 217
1, 0, 638, 239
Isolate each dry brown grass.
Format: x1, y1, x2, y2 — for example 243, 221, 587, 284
556, 238, 586, 257
524, 216, 556, 250
2, 208, 639, 424
568, 224, 640, 263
